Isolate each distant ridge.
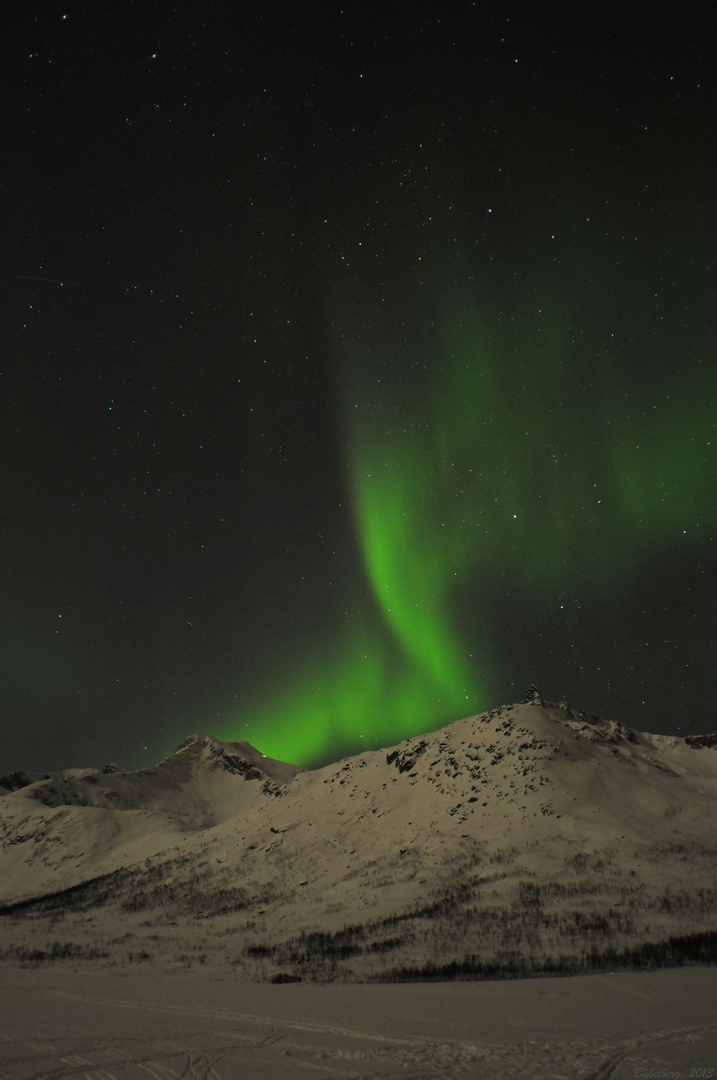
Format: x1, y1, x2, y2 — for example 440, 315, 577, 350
0, 770, 50, 793
685, 733, 717, 749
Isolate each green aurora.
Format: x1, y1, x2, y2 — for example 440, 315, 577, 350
222, 286, 715, 768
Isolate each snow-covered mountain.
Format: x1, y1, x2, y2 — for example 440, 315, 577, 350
1, 694, 715, 981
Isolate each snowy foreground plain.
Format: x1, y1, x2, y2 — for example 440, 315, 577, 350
1, 696, 716, 1077
0, 964, 716, 1079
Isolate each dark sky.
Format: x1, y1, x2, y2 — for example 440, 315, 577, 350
3, 2, 716, 774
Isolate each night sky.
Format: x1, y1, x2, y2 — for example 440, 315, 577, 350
3, 3, 716, 774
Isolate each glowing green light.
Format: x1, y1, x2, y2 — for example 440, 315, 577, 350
223, 289, 716, 767
218, 621, 477, 767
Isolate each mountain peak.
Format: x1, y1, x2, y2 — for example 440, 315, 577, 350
167, 734, 302, 785
523, 684, 544, 706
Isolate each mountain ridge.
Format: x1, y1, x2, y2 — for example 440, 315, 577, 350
1, 694, 716, 981
4, 688, 714, 801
